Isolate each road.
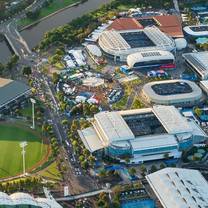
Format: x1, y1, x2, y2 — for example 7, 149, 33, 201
0, 0, 47, 60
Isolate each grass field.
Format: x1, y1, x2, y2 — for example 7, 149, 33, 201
18, 0, 80, 27
0, 123, 48, 178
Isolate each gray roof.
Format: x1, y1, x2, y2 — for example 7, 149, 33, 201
0, 80, 30, 108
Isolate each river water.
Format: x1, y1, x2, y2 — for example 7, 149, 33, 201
0, 0, 111, 63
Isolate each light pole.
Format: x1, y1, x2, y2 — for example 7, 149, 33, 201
20, 141, 27, 176
30, 98, 36, 129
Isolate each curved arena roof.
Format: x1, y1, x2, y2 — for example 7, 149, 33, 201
142, 79, 202, 105
127, 50, 174, 68
0, 192, 62, 208
183, 25, 208, 37
98, 26, 176, 61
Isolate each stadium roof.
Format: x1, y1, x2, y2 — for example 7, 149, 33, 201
130, 134, 177, 152
78, 127, 105, 152
152, 105, 192, 134
0, 192, 62, 208
143, 79, 202, 105
0, 78, 30, 108
99, 26, 176, 60
127, 50, 174, 68
153, 15, 184, 38
107, 18, 143, 31
146, 168, 208, 208
183, 25, 208, 36
107, 16, 183, 38
183, 52, 208, 79
94, 111, 135, 143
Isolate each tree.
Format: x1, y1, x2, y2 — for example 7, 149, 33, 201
0, 62, 5, 75
150, 165, 157, 173
160, 163, 166, 169
52, 72, 59, 84
90, 104, 99, 115
22, 66, 32, 76
163, 152, 170, 160
140, 164, 147, 174
129, 167, 136, 176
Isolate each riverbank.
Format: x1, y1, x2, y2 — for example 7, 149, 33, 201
18, 0, 82, 29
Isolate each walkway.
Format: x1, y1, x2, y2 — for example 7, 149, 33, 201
56, 188, 112, 201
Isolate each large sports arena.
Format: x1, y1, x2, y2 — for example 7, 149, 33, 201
98, 26, 176, 62
78, 105, 207, 163
142, 79, 203, 106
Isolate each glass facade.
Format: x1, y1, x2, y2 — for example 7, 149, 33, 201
178, 139, 193, 151
133, 146, 177, 155
106, 145, 132, 157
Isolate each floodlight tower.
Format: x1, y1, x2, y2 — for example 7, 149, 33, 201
30, 98, 36, 129
20, 141, 28, 176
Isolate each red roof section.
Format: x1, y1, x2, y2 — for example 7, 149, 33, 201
153, 15, 184, 38
107, 18, 143, 31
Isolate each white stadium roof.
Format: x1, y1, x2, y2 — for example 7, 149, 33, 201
184, 25, 208, 37
146, 168, 208, 208
94, 111, 135, 143
99, 26, 175, 61
127, 50, 174, 68
0, 192, 62, 208
152, 105, 192, 134
130, 134, 178, 152
183, 51, 208, 80
142, 79, 203, 105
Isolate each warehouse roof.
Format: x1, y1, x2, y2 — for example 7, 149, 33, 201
0, 78, 30, 108
146, 168, 208, 208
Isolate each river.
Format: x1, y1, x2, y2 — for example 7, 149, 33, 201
0, 0, 111, 63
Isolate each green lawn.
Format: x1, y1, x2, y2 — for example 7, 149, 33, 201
0, 123, 48, 178
18, 0, 80, 27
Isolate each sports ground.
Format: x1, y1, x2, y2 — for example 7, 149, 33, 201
0, 123, 49, 178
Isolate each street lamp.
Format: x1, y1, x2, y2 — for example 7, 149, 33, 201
20, 141, 27, 176
30, 98, 36, 129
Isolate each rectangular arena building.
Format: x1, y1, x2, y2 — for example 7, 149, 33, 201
78, 105, 207, 163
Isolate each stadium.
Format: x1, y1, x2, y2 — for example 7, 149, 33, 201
183, 25, 208, 37
182, 51, 208, 80
98, 26, 176, 62
142, 79, 203, 106
127, 50, 175, 69
0, 192, 62, 208
0, 78, 31, 113
78, 105, 207, 163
